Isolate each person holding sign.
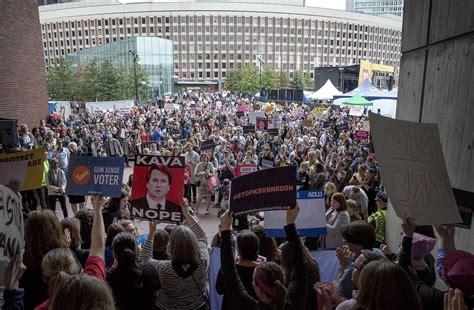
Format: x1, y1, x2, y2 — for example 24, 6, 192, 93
131, 164, 182, 223
139, 200, 209, 310
219, 205, 306, 309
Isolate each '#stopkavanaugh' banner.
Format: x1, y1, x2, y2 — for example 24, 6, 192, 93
0, 148, 45, 191
229, 166, 296, 215
0, 185, 24, 262
265, 190, 327, 237
130, 155, 185, 223
66, 156, 125, 197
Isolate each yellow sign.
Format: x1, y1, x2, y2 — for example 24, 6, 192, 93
0, 148, 45, 191
359, 60, 394, 86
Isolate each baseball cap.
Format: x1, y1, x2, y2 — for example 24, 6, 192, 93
375, 191, 388, 203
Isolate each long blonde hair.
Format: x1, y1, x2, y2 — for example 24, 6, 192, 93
42, 248, 82, 297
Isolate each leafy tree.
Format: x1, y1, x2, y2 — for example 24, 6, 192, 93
261, 66, 278, 90
303, 71, 314, 91
291, 70, 304, 90
97, 60, 122, 101
224, 67, 242, 90
78, 58, 100, 101
236, 64, 259, 94
278, 71, 290, 89
46, 57, 77, 100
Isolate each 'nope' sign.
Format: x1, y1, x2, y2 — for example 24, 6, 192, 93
66, 156, 125, 197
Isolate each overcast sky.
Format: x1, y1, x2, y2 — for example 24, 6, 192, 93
306, 0, 346, 10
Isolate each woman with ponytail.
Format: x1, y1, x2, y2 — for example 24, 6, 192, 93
106, 232, 161, 310
219, 205, 306, 310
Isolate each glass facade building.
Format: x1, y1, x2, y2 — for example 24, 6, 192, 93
67, 37, 174, 97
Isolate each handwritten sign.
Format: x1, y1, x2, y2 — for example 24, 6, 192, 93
0, 185, 24, 262
0, 161, 28, 189
369, 113, 461, 225
66, 156, 125, 197
0, 149, 45, 191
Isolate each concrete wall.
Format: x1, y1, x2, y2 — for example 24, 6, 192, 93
386, 0, 474, 252
0, 0, 49, 128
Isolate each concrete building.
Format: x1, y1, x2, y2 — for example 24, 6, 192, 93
346, 0, 404, 16
38, 0, 402, 89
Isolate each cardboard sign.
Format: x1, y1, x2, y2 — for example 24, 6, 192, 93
66, 156, 125, 197
355, 130, 369, 140
265, 190, 327, 237
0, 118, 19, 148
266, 128, 279, 136
200, 139, 215, 152
369, 113, 461, 225
261, 159, 274, 169
130, 156, 185, 223
0, 161, 28, 189
234, 163, 257, 178
229, 166, 297, 215
0, 149, 45, 191
0, 185, 24, 262
301, 120, 313, 127
452, 188, 474, 229
256, 117, 269, 130
243, 125, 256, 134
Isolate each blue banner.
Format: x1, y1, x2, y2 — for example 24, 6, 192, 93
66, 156, 125, 197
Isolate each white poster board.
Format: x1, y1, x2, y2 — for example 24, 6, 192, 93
0, 161, 28, 189
369, 113, 461, 225
0, 185, 25, 262
86, 100, 135, 115
264, 190, 327, 237
349, 106, 364, 117
248, 111, 266, 125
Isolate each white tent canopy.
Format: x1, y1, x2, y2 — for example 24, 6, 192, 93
311, 79, 342, 100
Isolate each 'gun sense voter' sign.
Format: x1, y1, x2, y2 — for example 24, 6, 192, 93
66, 156, 125, 197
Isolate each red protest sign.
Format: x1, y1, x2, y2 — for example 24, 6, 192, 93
234, 163, 257, 177
355, 130, 369, 140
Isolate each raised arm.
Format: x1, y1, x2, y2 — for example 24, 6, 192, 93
140, 220, 161, 265
89, 195, 106, 259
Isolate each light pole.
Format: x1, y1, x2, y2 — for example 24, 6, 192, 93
256, 55, 264, 95
129, 50, 139, 104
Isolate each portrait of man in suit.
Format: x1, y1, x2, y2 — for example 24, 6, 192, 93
130, 164, 182, 222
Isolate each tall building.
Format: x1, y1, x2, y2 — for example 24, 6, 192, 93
346, 0, 404, 16
39, 0, 402, 90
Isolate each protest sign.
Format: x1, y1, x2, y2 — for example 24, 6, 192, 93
266, 128, 279, 136
452, 188, 474, 229
369, 113, 461, 225
65, 156, 125, 197
234, 163, 257, 178
256, 117, 269, 130
200, 139, 215, 152
207, 175, 221, 193
237, 104, 250, 112
0, 161, 28, 189
130, 156, 185, 223
248, 111, 266, 125
355, 130, 369, 140
0, 185, 25, 262
265, 190, 327, 237
323, 120, 335, 129
0, 148, 45, 191
242, 125, 256, 133
229, 166, 296, 215
261, 159, 274, 169
349, 106, 364, 117
0, 118, 19, 148
236, 111, 245, 118
301, 120, 313, 127
335, 122, 350, 132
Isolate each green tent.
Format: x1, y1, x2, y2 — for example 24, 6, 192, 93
343, 93, 373, 106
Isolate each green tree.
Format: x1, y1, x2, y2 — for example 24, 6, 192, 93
224, 67, 242, 90
291, 70, 304, 90
121, 62, 150, 101
236, 64, 259, 94
46, 57, 76, 100
303, 71, 314, 90
278, 71, 290, 89
261, 66, 278, 90
79, 59, 100, 101
97, 60, 122, 101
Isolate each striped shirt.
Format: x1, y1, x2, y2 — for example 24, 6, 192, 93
139, 223, 209, 310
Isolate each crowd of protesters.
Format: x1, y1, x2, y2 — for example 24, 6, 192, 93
1, 91, 473, 310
